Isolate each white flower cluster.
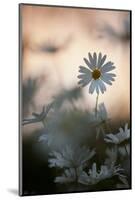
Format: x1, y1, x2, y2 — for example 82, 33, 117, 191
45, 105, 130, 187
48, 144, 95, 169
78, 163, 124, 185
37, 52, 131, 190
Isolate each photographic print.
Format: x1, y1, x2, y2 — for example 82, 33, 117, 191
19, 3, 131, 196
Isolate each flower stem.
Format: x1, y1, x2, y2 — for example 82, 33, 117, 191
42, 119, 46, 128
95, 93, 99, 118
124, 144, 129, 156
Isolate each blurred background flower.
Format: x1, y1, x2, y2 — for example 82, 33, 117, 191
104, 123, 130, 144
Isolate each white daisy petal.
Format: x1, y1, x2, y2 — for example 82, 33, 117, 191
95, 80, 101, 93
105, 134, 119, 144
119, 127, 124, 136
101, 65, 115, 73
101, 76, 112, 85
77, 74, 91, 80
93, 52, 97, 66
89, 80, 96, 94
81, 80, 92, 87
101, 74, 115, 82
98, 79, 106, 93
102, 73, 116, 80
78, 74, 92, 87
88, 52, 95, 68
83, 58, 94, 70
104, 138, 114, 143
100, 54, 107, 67
97, 52, 102, 67
78, 80, 84, 85
79, 66, 91, 74
109, 77, 115, 81
80, 82, 88, 87
78, 79, 88, 85
102, 61, 113, 69
96, 83, 99, 94
104, 73, 116, 77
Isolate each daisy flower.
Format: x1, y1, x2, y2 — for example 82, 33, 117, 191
78, 52, 116, 94
78, 163, 124, 185
48, 144, 95, 169
104, 123, 130, 145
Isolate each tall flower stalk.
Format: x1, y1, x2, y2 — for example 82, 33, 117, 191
95, 93, 99, 118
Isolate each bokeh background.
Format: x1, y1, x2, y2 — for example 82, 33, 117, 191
20, 4, 130, 195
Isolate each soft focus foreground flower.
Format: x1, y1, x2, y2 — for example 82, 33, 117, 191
55, 167, 83, 183
39, 131, 69, 150
78, 163, 124, 185
78, 52, 116, 94
104, 123, 130, 144
48, 144, 95, 169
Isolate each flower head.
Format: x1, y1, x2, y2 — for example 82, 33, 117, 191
55, 167, 83, 184
78, 52, 116, 94
78, 163, 124, 185
104, 123, 130, 145
48, 144, 95, 169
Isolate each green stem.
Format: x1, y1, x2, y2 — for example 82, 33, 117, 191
95, 93, 99, 118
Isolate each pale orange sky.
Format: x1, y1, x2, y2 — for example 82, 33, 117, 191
21, 5, 130, 132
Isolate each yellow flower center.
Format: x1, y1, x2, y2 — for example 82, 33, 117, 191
92, 69, 101, 80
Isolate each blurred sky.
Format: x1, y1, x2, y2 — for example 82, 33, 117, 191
21, 5, 130, 127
